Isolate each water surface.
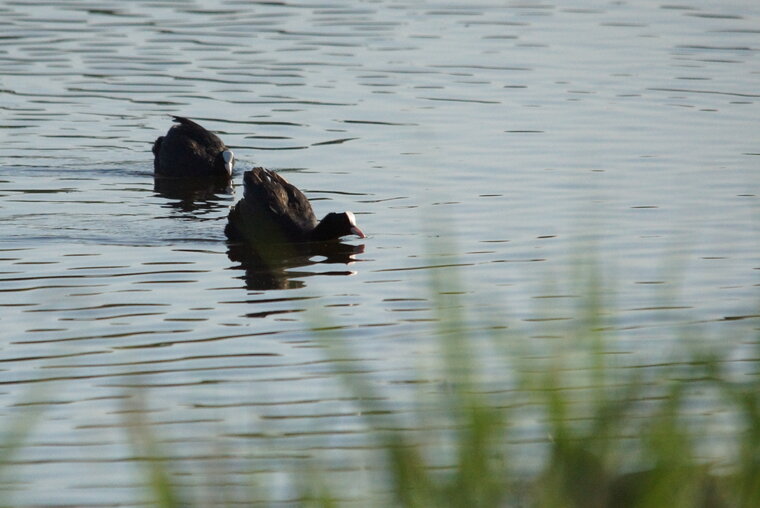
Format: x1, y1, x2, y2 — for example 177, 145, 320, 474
1, 0, 758, 505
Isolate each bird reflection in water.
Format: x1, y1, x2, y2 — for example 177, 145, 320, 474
227, 240, 364, 291
223, 167, 367, 290
153, 176, 232, 212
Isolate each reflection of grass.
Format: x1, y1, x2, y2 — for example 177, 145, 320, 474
7, 271, 760, 507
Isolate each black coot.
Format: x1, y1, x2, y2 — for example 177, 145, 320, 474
153, 116, 234, 183
225, 167, 365, 244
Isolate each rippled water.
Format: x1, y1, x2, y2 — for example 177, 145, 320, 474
1, 0, 758, 505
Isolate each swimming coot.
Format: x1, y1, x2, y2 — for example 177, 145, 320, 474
153, 116, 234, 182
225, 167, 365, 244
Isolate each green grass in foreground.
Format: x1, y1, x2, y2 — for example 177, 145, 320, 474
302, 270, 759, 508
4, 270, 759, 507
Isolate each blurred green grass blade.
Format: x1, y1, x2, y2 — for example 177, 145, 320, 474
123, 390, 183, 508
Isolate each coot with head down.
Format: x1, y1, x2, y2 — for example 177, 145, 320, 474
153, 116, 234, 183
225, 167, 365, 244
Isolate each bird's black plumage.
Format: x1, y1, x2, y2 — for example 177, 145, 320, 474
153, 116, 234, 182
226, 167, 365, 244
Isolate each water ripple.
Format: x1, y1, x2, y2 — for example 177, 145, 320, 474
0, 0, 758, 504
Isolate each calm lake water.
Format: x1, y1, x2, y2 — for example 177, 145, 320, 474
1, 0, 758, 505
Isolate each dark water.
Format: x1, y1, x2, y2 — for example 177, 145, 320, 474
1, 0, 758, 505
